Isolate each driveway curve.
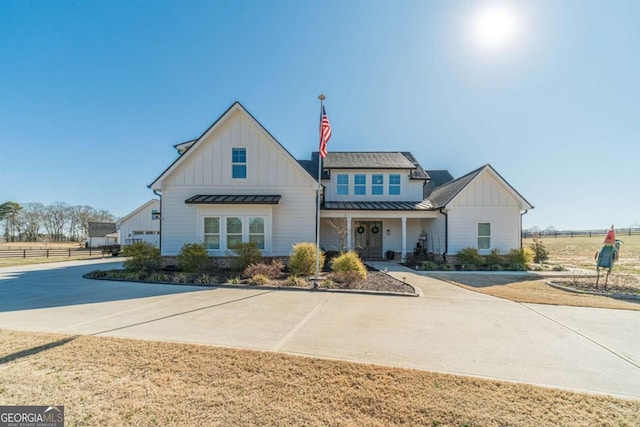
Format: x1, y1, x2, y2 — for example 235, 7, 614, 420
1, 259, 639, 399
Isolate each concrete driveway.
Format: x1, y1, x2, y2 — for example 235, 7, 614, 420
1, 259, 639, 399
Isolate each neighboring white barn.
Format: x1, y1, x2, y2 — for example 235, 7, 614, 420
117, 199, 161, 247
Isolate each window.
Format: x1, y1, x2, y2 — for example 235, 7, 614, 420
226, 217, 243, 248
372, 174, 384, 195
231, 148, 247, 179
204, 217, 220, 250
354, 174, 366, 195
478, 222, 491, 250
249, 217, 265, 249
389, 174, 401, 195
337, 174, 349, 195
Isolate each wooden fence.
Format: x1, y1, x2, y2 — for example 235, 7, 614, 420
522, 227, 640, 239
0, 248, 104, 259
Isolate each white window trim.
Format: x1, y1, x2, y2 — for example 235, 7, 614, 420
204, 216, 221, 250
477, 221, 492, 252
389, 173, 401, 196
372, 174, 384, 195
336, 174, 349, 196
201, 214, 269, 253
231, 146, 248, 180
354, 174, 367, 196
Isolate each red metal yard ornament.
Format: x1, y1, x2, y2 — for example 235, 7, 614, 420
594, 225, 622, 290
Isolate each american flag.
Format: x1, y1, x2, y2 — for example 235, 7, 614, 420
319, 105, 332, 158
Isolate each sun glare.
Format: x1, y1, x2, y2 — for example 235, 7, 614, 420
472, 5, 520, 50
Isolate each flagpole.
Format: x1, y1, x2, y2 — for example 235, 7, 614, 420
315, 94, 326, 285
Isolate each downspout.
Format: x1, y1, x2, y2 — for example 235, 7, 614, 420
520, 209, 529, 249
439, 208, 448, 263
153, 190, 162, 254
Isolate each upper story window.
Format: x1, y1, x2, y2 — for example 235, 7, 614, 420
231, 148, 247, 179
354, 174, 366, 195
372, 174, 384, 195
389, 174, 401, 195
478, 222, 491, 250
337, 174, 349, 195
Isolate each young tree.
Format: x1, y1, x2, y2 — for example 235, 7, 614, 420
0, 201, 22, 242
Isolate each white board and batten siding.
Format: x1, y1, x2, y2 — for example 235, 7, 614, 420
446, 170, 525, 254
154, 106, 317, 256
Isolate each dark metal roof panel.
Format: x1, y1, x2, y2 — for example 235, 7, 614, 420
185, 195, 281, 205
323, 201, 436, 211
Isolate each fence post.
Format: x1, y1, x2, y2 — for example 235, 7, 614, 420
69, 248, 71, 257
23, 249, 26, 259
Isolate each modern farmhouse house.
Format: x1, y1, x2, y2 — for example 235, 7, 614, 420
116, 199, 161, 247
149, 102, 533, 260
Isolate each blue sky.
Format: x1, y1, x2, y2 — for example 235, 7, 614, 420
1, 0, 638, 230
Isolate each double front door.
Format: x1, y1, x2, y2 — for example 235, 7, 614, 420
354, 221, 383, 259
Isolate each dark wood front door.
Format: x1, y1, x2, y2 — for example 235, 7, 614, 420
354, 221, 383, 259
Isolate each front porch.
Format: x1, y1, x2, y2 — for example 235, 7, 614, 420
319, 210, 441, 261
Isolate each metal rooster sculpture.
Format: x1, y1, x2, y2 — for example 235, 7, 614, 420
594, 225, 622, 290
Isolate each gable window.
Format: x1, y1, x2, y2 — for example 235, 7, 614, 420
204, 217, 220, 250
231, 148, 247, 179
354, 174, 366, 195
372, 174, 384, 195
249, 217, 265, 249
389, 174, 401, 195
337, 174, 349, 195
478, 222, 491, 250
227, 217, 243, 248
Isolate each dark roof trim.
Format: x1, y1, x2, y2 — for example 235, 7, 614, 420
185, 195, 281, 205
323, 201, 435, 211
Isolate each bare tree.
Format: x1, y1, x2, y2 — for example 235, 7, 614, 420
17, 203, 43, 241
42, 202, 70, 242
325, 217, 348, 252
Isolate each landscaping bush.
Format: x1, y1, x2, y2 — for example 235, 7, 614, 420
421, 261, 438, 271
249, 274, 270, 286
177, 243, 211, 273
172, 272, 191, 284
289, 242, 325, 276
462, 264, 477, 271
488, 264, 504, 271
455, 247, 484, 268
529, 237, 549, 264
148, 272, 169, 282
508, 263, 527, 271
283, 275, 307, 287
332, 271, 364, 288
438, 263, 455, 271
331, 251, 367, 280
194, 273, 214, 285
88, 270, 107, 278
230, 242, 263, 272
485, 249, 504, 267
505, 248, 533, 268
243, 260, 284, 280
122, 242, 163, 273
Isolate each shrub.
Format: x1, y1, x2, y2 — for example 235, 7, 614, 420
485, 249, 504, 267
122, 242, 163, 273
421, 261, 438, 271
488, 264, 504, 271
177, 243, 211, 273
331, 251, 367, 280
456, 247, 484, 267
552, 265, 565, 271
172, 272, 191, 284
505, 248, 533, 267
194, 273, 215, 285
244, 261, 284, 280
284, 275, 307, 287
88, 270, 107, 278
508, 263, 527, 271
438, 263, 455, 271
230, 242, 263, 272
462, 264, 477, 271
529, 237, 549, 264
229, 276, 241, 285
249, 274, 270, 286
289, 242, 325, 276
148, 272, 169, 282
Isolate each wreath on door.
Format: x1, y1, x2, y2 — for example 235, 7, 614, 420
356, 226, 365, 234
370, 226, 380, 234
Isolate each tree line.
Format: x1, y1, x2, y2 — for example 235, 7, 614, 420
0, 201, 116, 243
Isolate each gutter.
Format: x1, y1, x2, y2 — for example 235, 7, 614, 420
154, 190, 163, 254
439, 208, 448, 263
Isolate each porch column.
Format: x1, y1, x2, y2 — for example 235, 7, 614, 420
346, 215, 352, 250
401, 217, 407, 260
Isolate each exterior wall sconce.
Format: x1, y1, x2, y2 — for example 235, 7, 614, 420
386, 229, 391, 236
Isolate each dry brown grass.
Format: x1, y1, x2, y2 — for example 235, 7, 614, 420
1, 329, 638, 426
431, 274, 640, 311
524, 234, 640, 274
